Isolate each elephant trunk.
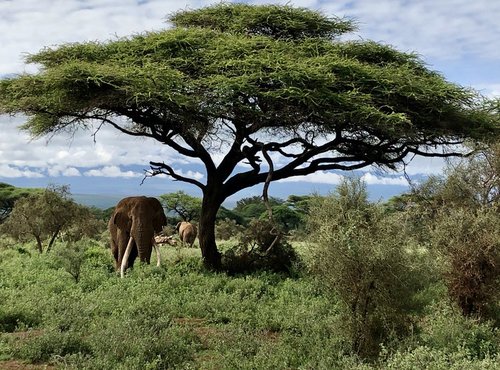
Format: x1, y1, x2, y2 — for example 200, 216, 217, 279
133, 223, 155, 264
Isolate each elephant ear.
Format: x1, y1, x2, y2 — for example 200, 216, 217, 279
150, 198, 167, 233
113, 211, 131, 231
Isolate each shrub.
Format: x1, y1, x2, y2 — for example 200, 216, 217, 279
431, 207, 500, 319
13, 329, 92, 364
216, 218, 245, 240
382, 346, 500, 370
418, 301, 499, 359
222, 219, 301, 274
0, 310, 40, 333
308, 177, 429, 358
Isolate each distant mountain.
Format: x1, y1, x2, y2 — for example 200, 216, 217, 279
72, 183, 409, 210
72, 194, 123, 209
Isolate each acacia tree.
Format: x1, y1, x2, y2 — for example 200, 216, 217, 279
1, 4, 498, 268
159, 191, 202, 221
0, 183, 42, 223
1, 185, 99, 253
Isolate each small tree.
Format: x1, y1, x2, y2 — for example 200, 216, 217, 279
432, 208, 499, 318
1, 3, 498, 268
309, 177, 426, 357
159, 191, 202, 221
0, 183, 42, 223
234, 196, 283, 222
0, 185, 100, 253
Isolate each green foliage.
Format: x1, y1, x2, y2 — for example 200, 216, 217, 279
222, 219, 301, 275
88, 205, 114, 221
170, 3, 356, 40
216, 206, 245, 225
0, 237, 498, 369
13, 329, 92, 364
234, 196, 283, 222
419, 302, 499, 359
53, 238, 108, 283
215, 218, 245, 241
0, 182, 42, 223
382, 346, 500, 370
260, 204, 304, 233
309, 177, 429, 358
431, 208, 500, 319
159, 191, 202, 221
0, 185, 105, 253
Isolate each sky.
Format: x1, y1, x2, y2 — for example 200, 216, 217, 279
1, 0, 499, 205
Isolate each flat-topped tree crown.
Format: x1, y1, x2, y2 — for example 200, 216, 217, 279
1, 4, 498, 269
169, 3, 355, 39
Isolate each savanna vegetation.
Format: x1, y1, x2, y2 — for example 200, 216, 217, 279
1, 3, 499, 368
0, 146, 499, 369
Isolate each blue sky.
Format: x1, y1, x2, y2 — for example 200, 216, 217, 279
1, 0, 499, 204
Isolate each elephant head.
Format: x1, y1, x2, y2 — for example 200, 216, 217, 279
109, 196, 167, 277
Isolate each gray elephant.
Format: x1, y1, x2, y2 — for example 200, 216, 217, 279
176, 221, 198, 248
109, 196, 167, 277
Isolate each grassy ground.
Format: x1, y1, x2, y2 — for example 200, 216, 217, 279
0, 240, 499, 369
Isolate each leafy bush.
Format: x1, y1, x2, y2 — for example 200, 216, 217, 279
222, 219, 301, 274
308, 177, 430, 358
53, 238, 113, 283
382, 346, 500, 370
431, 207, 500, 319
215, 218, 245, 240
418, 302, 499, 359
13, 329, 92, 364
0, 310, 40, 333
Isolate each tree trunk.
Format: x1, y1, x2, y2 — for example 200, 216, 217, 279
35, 235, 43, 254
199, 187, 223, 270
46, 227, 61, 253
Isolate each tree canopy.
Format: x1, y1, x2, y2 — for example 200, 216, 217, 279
1, 3, 498, 268
0, 183, 42, 223
160, 191, 202, 221
1, 185, 103, 253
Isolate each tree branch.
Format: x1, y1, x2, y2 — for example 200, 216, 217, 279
147, 161, 205, 189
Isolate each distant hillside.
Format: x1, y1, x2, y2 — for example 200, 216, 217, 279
71, 183, 408, 210
72, 194, 123, 209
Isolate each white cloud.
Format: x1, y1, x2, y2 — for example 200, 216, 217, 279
84, 166, 141, 178
475, 83, 500, 98
360, 172, 408, 186
321, 0, 500, 61
62, 167, 82, 176
153, 169, 205, 181
0, 115, 191, 176
0, 0, 219, 75
0, 164, 44, 178
279, 171, 344, 185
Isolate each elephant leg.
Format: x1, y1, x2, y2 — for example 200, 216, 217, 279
110, 239, 119, 269
121, 236, 134, 278
153, 243, 161, 267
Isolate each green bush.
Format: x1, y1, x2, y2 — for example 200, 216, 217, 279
13, 329, 92, 364
0, 310, 40, 333
215, 218, 245, 240
222, 219, 302, 275
382, 346, 500, 370
419, 302, 499, 359
308, 178, 430, 358
431, 207, 500, 319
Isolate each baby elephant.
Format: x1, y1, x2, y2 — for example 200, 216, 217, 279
176, 221, 198, 248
